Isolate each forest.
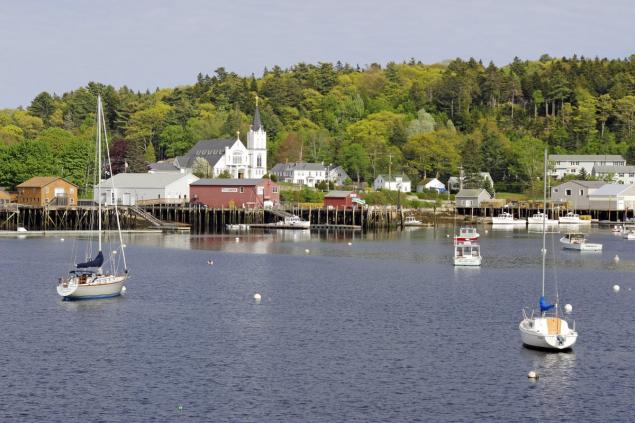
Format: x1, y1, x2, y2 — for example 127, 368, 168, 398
1, 54, 634, 194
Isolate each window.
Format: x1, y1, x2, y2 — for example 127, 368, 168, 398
233, 152, 242, 165
240, 187, 244, 193
272, 186, 278, 193
257, 154, 262, 167
579, 190, 584, 196
554, 188, 559, 193
111, 192, 115, 203
570, 161, 579, 165
619, 173, 625, 177
630, 173, 635, 177
565, 189, 572, 196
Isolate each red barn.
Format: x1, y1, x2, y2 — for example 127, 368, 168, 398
190, 178, 279, 208
324, 190, 357, 208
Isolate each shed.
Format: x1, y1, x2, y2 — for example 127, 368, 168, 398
324, 191, 357, 208
588, 184, 635, 211
94, 172, 199, 206
16, 177, 78, 207
455, 189, 492, 208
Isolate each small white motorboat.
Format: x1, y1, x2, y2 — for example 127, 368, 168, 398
455, 226, 479, 241
527, 212, 557, 225
453, 240, 482, 266
559, 212, 590, 224
623, 229, 635, 240
492, 212, 526, 225
403, 216, 424, 226
560, 233, 602, 251
611, 225, 623, 233
275, 215, 311, 229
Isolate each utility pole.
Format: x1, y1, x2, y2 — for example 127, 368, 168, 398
388, 154, 392, 181
459, 165, 464, 191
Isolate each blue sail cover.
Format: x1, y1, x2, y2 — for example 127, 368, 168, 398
76, 251, 104, 268
539, 296, 555, 313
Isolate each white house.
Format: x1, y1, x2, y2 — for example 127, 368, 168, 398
455, 189, 492, 208
549, 154, 625, 179
416, 178, 446, 193
592, 165, 635, 185
162, 102, 267, 179
94, 172, 199, 206
550, 180, 605, 210
373, 174, 411, 192
269, 162, 325, 187
329, 166, 351, 186
588, 184, 635, 211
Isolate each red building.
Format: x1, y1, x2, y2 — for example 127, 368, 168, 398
324, 190, 358, 208
190, 178, 280, 208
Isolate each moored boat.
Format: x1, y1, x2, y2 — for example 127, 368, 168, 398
492, 212, 526, 225
527, 212, 557, 225
453, 240, 482, 266
559, 212, 590, 224
403, 216, 423, 226
455, 226, 479, 241
560, 233, 602, 251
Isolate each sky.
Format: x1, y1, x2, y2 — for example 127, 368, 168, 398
0, 0, 633, 108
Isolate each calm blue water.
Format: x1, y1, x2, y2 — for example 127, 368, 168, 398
0, 226, 633, 422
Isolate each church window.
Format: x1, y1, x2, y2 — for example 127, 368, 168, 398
233, 152, 242, 165
257, 154, 262, 167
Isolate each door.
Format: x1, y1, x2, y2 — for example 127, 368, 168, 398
123, 192, 131, 205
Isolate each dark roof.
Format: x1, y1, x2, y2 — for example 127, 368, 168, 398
271, 162, 326, 172
181, 139, 237, 167
191, 178, 270, 186
149, 162, 181, 172
251, 105, 262, 131
553, 180, 605, 189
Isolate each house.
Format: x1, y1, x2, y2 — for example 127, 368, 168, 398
373, 174, 411, 192
190, 178, 279, 209
592, 165, 635, 185
165, 102, 266, 178
588, 184, 635, 211
328, 166, 351, 186
455, 189, 492, 208
324, 191, 358, 208
416, 178, 446, 193
549, 154, 626, 179
16, 177, 78, 207
270, 162, 329, 187
447, 172, 493, 193
94, 172, 199, 205
550, 180, 605, 210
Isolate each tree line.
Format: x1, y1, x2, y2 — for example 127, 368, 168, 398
1, 55, 634, 194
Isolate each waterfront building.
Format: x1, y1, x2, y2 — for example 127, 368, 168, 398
416, 178, 446, 193
190, 178, 279, 209
16, 177, 78, 207
324, 191, 358, 208
588, 184, 635, 211
455, 189, 491, 208
94, 172, 198, 206
550, 180, 605, 210
549, 154, 626, 179
591, 165, 635, 184
373, 174, 411, 192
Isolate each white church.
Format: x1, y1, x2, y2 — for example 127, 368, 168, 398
149, 100, 267, 179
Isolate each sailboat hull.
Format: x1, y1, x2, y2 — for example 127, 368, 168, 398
57, 275, 127, 300
519, 318, 577, 350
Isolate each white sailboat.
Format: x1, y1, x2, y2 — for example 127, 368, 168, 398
519, 149, 577, 350
57, 96, 129, 300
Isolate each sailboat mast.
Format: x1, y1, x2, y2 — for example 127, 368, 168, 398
541, 148, 547, 297
97, 96, 102, 252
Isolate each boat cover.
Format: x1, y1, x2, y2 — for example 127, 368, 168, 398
77, 251, 104, 268
539, 296, 555, 313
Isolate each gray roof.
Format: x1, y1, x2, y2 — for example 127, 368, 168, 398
251, 105, 262, 131
549, 154, 625, 162
149, 162, 181, 172
593, 165, 635, 173
456, 189, 490, 198
181, 139, 238, 168
553, 180, 606, 189
191, 178, 268, 186
271, 162, 326, 172
325, 190, 355, 198
589, 184, 635, 196
96, 172, 195, 189
376, 174, 411, 182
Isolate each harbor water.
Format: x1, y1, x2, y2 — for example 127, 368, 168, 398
0, 226, 633, 422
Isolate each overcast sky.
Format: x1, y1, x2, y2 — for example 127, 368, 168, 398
0, 0, 632, 108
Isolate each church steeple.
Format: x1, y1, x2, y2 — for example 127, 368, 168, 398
251, 95, 262, 131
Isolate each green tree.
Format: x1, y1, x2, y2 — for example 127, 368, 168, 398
341, 143, 370, 183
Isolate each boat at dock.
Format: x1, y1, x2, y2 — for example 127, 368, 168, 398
559, 212, 590, 224
403, 216, 424, 226
560, 233, 602, 251
492, 212, 526, 225
527, 212, 557, 225
623, 229, 635, 240
57, 95, 129, 300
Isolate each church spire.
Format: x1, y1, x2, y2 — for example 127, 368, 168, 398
251, 95, 262, 131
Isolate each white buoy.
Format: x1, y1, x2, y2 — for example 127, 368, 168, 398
122, 244, 127, 248
613, 284, 620, 293
121, 286, 127, 295
60, 238, 64, 242
347, 242, 352, 246
564, 304, 573, 313
235, 237, 240, 242
254, 293, 262, 303
527, 371, 538, 379
446, 234, 450, 238
485, 230, 489, 234
305, 249, 310, 254
614, 254, 620, 263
